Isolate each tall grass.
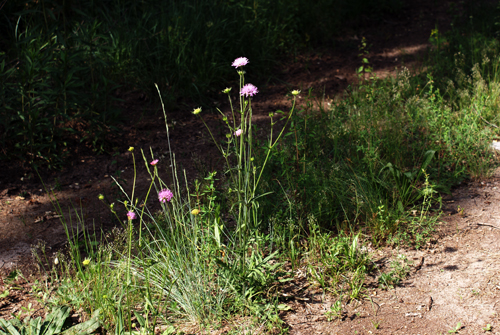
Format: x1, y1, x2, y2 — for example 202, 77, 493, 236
258, 62, 497, 247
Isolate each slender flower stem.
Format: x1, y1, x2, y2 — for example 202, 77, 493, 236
131, 152, 136, 204
255, 96, 297, 188
237, 72, 245, 244
197, 116, 231, 169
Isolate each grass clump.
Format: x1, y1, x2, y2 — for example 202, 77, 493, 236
34, 62, 297, 333
259, 61, 496, 249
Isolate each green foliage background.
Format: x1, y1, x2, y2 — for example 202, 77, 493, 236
0, 0, 402, 168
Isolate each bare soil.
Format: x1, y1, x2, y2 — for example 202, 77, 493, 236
2, 0, 500, 333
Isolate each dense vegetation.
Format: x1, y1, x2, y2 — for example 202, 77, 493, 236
0, 0, 400, 169
2, 0, 500, 334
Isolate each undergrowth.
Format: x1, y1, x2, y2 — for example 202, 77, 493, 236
0, 0, 402, 169
19, 1, 500, 333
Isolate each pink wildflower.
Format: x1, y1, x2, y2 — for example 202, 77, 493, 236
240, 83, 258, 97
234, 129, 243, 137
150, 159, 159, 166
158, 188, 174, 203
127, 211, 136, 220
232, 57, 249, 68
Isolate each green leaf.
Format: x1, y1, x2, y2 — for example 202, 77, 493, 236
115, 307, 124, 335
421, 150, 435, 171
214, 219, 221, 248
28, 317, 42, 335
60, 318, 100, 335
41, 306, 71, 335
61, 309, 100, 335
132, 311, 145, 328
278, 277, 294, 283
277, 304, 291, 311
161, 326, 176, 335
0, 319, 21, 335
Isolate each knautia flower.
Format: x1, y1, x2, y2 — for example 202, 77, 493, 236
192, 107, 202, 115
127, 211, 136, 220
83, 258, 91, 266
150, 159, 159, 166
191, 208, 200, 215
232, 57, 249, 68
158, 188, 174, 203
240, 83, 259, 97
291, 90, 301, 96
234, 129, 243, 137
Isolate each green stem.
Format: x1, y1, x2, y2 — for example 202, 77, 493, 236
255, 96, 297, 188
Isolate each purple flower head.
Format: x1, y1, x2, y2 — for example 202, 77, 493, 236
127, 211, 136, 220
234, 129, 243, 137
158, 188, 174, 203
240, 83, 258, 97
232, 57, 249, 68
150, 159, 159, 166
